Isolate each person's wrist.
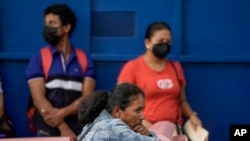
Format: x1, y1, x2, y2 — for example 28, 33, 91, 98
58, 122, 68, 130
0, 110, 4, 118
189, 111, 197, 119
60, 107, 70, 118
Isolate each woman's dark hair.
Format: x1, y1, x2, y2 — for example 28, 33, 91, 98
145, 21, 171, 39
78, 83, 144, 125
44, 3, 77, 36
78, 90, 109, 126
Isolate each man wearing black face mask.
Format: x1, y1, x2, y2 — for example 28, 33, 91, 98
26, 3, 96, 139
43, 26, 62, 46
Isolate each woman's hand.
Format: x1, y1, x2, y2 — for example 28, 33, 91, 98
142, 119, 152, 129
189, 112, 202, 131
133, 124, 151, 136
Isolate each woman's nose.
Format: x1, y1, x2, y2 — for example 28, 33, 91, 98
139, 113, 145, 120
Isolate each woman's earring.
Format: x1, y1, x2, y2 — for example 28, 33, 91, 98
146, 45, 150, 49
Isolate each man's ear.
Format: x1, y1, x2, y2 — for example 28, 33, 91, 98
63, 24, 71, 33
112, 106, 121, 118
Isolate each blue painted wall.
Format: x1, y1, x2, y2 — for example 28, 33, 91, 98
1, 0, 250, 140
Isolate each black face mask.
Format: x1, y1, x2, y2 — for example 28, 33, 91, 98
43, 26, 61, 46
152, 42, 171, 59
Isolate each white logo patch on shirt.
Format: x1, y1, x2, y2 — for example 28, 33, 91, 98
157, 79, 173, 89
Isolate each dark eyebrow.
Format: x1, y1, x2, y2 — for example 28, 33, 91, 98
138, 106, 145, 110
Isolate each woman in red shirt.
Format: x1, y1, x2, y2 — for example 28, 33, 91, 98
117, 21, 202, 137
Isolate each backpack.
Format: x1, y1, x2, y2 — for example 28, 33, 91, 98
27, 46, 88, 132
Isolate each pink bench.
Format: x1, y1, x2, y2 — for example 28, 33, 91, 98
0, 137, 74, 141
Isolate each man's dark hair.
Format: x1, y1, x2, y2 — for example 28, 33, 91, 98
44, 3, 77, 36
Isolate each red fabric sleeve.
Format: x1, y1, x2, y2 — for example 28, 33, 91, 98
173, 61, 186, 87
117, 60, 136, 84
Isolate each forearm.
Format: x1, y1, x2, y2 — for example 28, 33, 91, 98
57, 121, 70, 131
179, 87, 195, 118
181, 100, 202, 128
61, 96, 83, 116
58, 121, 76, 139
179, 88, 201, 128
0, 107, 3, 118
33, 97, 54, 116
28, 79, 54, 116
180, 100, 194, 118
0, 93, 4, 117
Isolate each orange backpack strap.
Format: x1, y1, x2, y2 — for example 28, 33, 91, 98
75, 48, 88, 75
40, 46, 52, 81
41, 47, 87, 80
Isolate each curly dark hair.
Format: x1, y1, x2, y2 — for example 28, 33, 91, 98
78, 83, 144, 125
44, 3, 77, 36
